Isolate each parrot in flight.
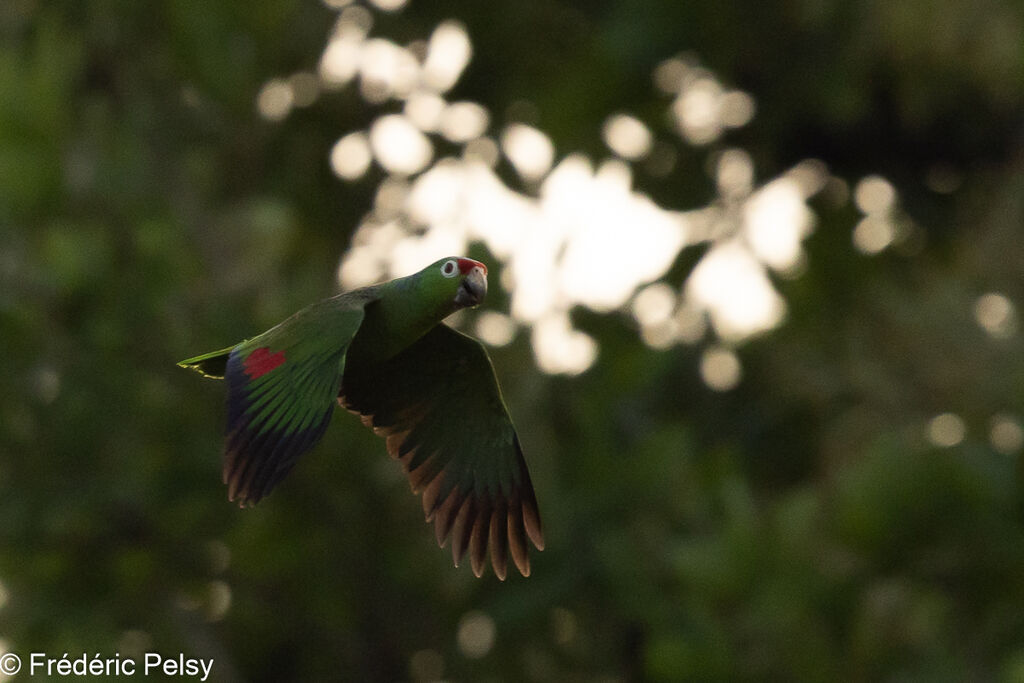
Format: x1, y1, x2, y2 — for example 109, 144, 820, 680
178, 257, 543, 579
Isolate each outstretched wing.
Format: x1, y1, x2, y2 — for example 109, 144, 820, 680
224, 304, 365, 506
340, 323, 543, 579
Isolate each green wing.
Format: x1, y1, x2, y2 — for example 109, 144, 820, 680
221, 303, 365, 506
340, 323, 544, 579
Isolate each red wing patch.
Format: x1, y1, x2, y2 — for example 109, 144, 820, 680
244, 347, 286, 379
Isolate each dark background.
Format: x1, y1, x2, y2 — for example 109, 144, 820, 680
3, 1, 1024, 680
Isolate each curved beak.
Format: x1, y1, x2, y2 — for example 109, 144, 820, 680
455, 265, 488, 307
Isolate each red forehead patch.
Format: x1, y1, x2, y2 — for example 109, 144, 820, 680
244, 347, 286, 379
457, 258, 487, 275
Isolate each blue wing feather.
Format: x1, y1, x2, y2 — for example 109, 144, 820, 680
220, 301, 365, 506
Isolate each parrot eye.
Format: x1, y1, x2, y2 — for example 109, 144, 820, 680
440, 259, 458, 278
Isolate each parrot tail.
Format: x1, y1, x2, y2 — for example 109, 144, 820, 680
178, 345, 234, 379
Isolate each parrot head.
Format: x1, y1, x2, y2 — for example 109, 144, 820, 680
430, 256, 488, 308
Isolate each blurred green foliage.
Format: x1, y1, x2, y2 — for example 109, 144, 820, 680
3, 1, 1024, 681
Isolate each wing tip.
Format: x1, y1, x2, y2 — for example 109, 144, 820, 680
178, 346, 234, 379
524, 500, 545, 551
427, 488, 544, 579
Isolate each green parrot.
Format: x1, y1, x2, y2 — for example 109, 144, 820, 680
178, 257, 543, 579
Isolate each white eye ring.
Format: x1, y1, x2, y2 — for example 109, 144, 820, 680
440, 259, 458, 278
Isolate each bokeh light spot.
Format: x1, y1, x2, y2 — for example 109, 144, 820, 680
673, 78, 723, 145
716, 148, 754, 199
476, 311, 517, 347
369, 114, 433, 175
674, 303, 708, 344
532, 314, 597, 375
440, 101, 490, 143
700, 346, 742, 391
854, 175, 897, 215
641, 319, 681, 349
603, 114, 653, 160
927, 413, 966, 447
743, 177, 813, 272
720, 90, 756, 128
632, 282, 677, 328
423, 21, 472, 92
687, 242, 786, 341
852, 216, 895, 254
359, 38, 419, 102
653, 57, 689, 94
974, 292, 1017, 339
319, 23, 364, 87
990, 414, 1024, 455
404, 90, 446, 132
257, 79, 293, 121
330, 132, 373, 181
502, 123, 555, 182
457, 611, 496, 659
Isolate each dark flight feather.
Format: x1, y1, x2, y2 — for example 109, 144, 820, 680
340, 323, 544, 579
